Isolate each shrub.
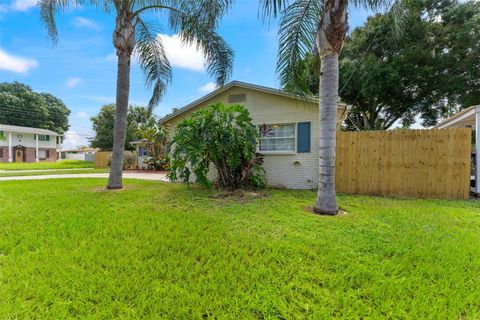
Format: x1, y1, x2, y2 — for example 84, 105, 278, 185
167, 103, 265, 190
143, 156, 169, 171
107, 151, 136, 170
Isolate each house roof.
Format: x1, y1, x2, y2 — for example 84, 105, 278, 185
130, 138, 148, 145
159, 80, 348, 124
0, 124, 60, 135
434, 105, 479, 129
62, 148, 99, 153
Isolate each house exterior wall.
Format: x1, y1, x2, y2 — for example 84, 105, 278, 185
163, 86, 348, 189
0, 131, 58, 162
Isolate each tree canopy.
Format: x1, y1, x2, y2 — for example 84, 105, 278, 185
0, 82, 70, 133
288, 0, 480, 130
90, 104, 153, 151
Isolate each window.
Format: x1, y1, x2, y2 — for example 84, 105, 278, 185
138, 147, 148, 157
39, 150, 46, 159
259, 123, 295, 152
38, 135, 50, 141
0, 148, 3, 158
0, 131, 4, 138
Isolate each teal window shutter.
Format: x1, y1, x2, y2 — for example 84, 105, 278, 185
46, 135, 50, 141
297, 122, 311, 153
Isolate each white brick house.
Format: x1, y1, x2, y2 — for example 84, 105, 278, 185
159, 81, 349, 189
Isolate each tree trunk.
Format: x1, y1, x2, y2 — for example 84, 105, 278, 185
107, 7, 135, 189
313, 0, 348, 215
313, 54, 339, 214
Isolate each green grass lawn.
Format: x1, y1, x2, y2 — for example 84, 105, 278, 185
0, 168, 109, 177
0, 160, 94, 171
1, 179, 479, 318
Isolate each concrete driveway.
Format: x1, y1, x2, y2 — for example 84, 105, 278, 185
0, 172, 169, 182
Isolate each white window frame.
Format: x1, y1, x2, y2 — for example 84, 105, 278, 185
257, 123, 297, 154
38, 149, 47, 160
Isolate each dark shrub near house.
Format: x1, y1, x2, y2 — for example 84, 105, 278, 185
167, 103, 265, 190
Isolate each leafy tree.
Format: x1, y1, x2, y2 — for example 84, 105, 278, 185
289, 0, 480, 130
136, 122, 168, 157
0, 81, 70, 133
260, 0, 402, 214
40, 0, 234, 189
90, 104, 151, 151
168, 103, 265, 190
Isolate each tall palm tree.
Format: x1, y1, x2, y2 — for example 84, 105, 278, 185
40, 0, 234, 189
261, 0, 400, 215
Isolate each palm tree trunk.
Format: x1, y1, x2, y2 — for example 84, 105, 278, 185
107, 52, 131, 189
313, 0, 348, 215
107, 8, 135, 189
313, 53, 339, 214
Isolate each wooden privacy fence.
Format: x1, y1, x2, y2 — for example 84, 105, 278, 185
94, 151, 112, 168
94, 151, 138, 169
336, 128, 471, 199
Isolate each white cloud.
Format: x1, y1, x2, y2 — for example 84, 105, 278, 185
63, 130, 87, 149
72, 17, 101, 30
0, 48, 38, 73
11, 0, 37, 11
198, 82, 218, 94
76, 111, 89, 119
65, 77, 82, 88
158, 33, 206, 71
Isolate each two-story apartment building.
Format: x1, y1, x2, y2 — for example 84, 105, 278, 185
0, 124, 62, 162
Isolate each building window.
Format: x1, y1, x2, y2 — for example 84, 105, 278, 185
259, 123, 295, 152
138, 147, 149, 157
38, 135, 50, 141
38, 150, 51, 159
0, 148, 3, 158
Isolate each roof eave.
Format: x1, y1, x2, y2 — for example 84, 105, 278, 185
159, 80, 348, 125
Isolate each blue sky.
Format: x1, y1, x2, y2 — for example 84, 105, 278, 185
0, 0, 372, 148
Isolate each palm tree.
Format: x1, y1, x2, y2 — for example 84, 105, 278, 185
261, 0, 400, 215
40, 0, 234, 189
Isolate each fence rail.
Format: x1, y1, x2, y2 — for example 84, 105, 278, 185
336, 128, 471, 199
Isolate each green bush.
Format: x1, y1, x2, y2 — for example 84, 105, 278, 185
107, 152, 136, 170
143, 156, 169, 171
167, 103, 265, 190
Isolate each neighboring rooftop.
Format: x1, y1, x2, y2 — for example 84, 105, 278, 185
0, 124, 60, 135
61, 148, 99, 153
434, 105, 479, 129
159, 80, 348, 124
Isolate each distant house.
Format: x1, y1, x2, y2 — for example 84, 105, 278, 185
435, 105, 480, 194
0, 124, 62, 163
130, 139, 149, 169
60, 148, 99, 162
159, 81, 350, 189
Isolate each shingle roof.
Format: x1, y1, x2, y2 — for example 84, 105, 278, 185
159, 80, 348, 124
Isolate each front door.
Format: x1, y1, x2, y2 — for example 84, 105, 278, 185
15, 149, 24, 162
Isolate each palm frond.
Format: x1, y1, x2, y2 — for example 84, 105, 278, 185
383, 0, 412, 43
277, 0, 321, 95
135, 18, 172, 111
178, 23, 234, 86
259, 0, 289, 19
39, 0, 113, 43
